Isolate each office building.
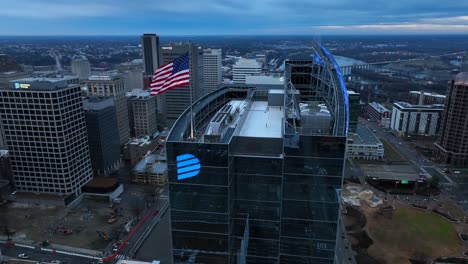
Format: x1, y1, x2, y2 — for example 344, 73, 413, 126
159, 43, 204, 125
0, 149, 12, 183
0, 71, 31, 88
85, 75, 130, 145
232, 58, 262, 84
409, 91, 446, 105
203, 48, 222, 94
348, 90, 361, 133
0, 122, 5, 148
0, 77, 93, 198
347, 126, 384, 160
141, 34, 161, 76
118, 59, 144, 92
71, 58, 91, 80
167, 43, 348, 263
366, 102, 390, 121
83, 97, 121, 176
435, 73, 468, 167
390, 102, 443, 136
127, 90, 157, 137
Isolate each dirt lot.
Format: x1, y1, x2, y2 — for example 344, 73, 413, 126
343, 184, 468, 264
0, 197, 132, 251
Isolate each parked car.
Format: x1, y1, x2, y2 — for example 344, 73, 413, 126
18, 253, 30, 259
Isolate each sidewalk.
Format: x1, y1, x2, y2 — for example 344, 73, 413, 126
0, 235, 102, 257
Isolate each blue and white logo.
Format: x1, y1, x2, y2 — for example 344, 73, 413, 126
14, 83, 20, 89
176, 154, 201, 180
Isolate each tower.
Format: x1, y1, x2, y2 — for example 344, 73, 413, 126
141, 33, 161, 76
203, 48, 222, 94
0, 77, 93, 199
85, 75, 130, 145
435, 72, 468, 167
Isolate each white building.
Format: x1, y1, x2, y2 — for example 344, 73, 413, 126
346, 126, 384, 160
85, 75, 130, 145
0, 77, 93, 197
390, 102, 444, 136
71, 59, 91, 80
203, 48, 222, 94
232, 58, 261, 84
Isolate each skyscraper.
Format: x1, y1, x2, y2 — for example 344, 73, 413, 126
0, 77, 93, 199
127, 90, 158, 137
435, 72, 468, 167
203, 48, 222, 94
166, 42, 348, 263
232, 58, 262, 84
141, 33, 161, 76
85, 75, 130, 145
83, 97, 121, 176
71, 58, 91, 80
159, 42, 204, 125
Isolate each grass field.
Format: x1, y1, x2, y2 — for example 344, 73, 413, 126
380, 138, 407, 162
368, 208, 463, 258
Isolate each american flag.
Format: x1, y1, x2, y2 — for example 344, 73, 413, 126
150, 53, 190, 96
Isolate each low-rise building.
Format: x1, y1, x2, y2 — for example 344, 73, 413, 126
390, 102, 444, 136
122, 136, 158, 165
346, 126, 384, 160
133, 154, 167, 186
366, 102, 390, 121
409, 91, 446, 105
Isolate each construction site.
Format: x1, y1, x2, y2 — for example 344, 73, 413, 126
0, 194, 149, 251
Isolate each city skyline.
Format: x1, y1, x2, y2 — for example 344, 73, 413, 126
1, 0, 468, 35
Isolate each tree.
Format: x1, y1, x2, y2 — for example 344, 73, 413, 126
429, 175, 440, 189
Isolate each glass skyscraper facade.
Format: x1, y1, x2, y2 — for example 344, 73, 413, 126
167, 43, 348, 264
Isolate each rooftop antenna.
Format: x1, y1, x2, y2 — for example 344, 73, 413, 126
188, 49, 196, 141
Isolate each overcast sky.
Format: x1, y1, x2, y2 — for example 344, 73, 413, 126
1, 0, 468, 35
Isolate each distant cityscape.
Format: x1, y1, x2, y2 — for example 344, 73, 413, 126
0, 34, 468, 264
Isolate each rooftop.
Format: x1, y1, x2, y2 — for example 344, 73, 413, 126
234, 59, 261, 67
409, 91, 446, 98
128, 136, 152, 146
239, 101, 284, 138
394, 101, 445, 110
88, 75, 121, 81
245, 75, 284, 85
369, 102, 389, 113
83, 97, 114, 111
134, 154, 167, 174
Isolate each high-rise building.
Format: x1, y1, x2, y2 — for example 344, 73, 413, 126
435, 73, 468, 167
166, 43, 348, 263
159, 43, 204, 125
203, 48, 222, 94
409, 91, 446, 105
83, 97, 121, 176
0, 77, 93, 198
141, 34, 161, 76
232, 58, 262, 84
347, 90, 361, 133
127, 90, 158, 137
71, 58, 91, 80
390, 102, 443, 136
0, 122, 5, 148
0, 149, 12, 183
118, 59, 144, 92
85, 75, 130, 145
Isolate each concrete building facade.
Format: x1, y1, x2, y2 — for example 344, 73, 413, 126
232, 58, 262, 84
435, 73, 468, 167
71, 59, 91, 80
366, 102, 390, 121
390, 102, 443, 136
127, 90, 157, 137
85, 75, 130, 145
203, 48, 222, 94
409, 91, 446, 105
0, 77, 93, 199
347, 126, 384, 160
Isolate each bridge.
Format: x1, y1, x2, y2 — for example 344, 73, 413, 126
339, 51, 466, 77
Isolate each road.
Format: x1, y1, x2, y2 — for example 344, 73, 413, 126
0, 242, 101, 264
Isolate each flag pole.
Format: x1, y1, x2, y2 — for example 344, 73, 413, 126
189, 50, 195, 140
